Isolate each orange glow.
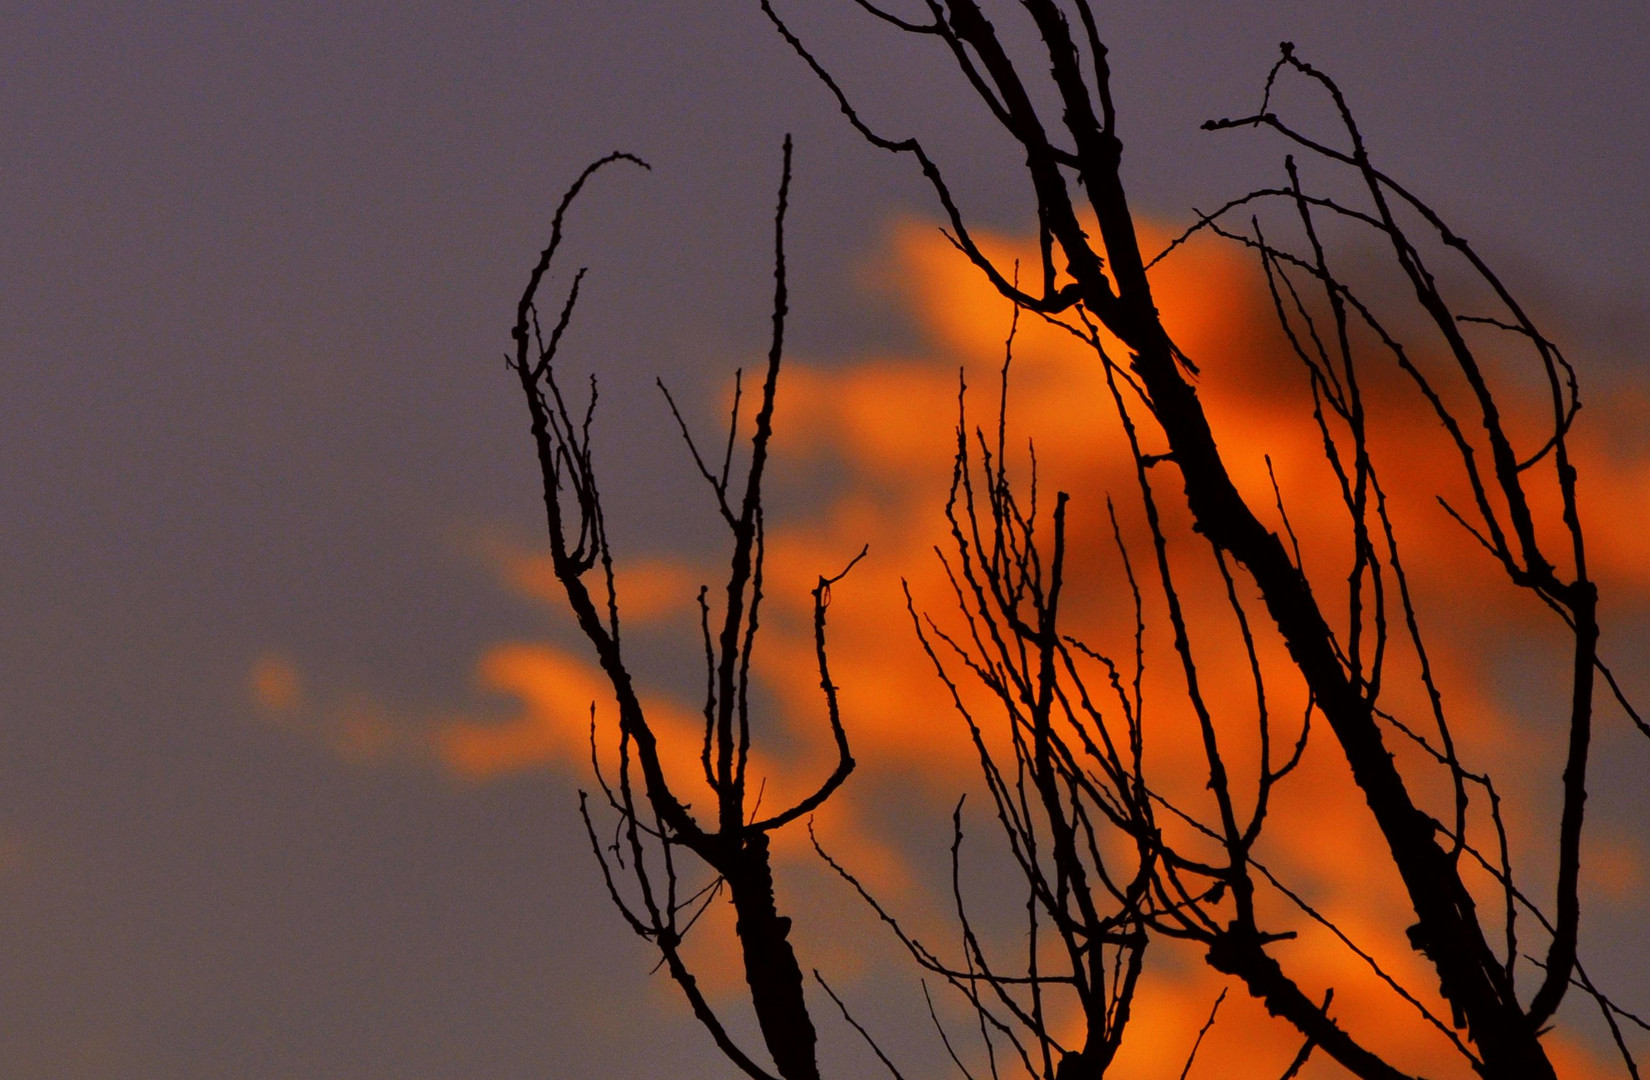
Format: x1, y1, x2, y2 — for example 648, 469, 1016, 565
439, 643, 620, 781
1583, 831, 1646, 907
249, 652, 303, 714
246, 653, 424, 767
485, 538, 700, 624
258, 215, 1640, 1073
747, 219, 1633, 1076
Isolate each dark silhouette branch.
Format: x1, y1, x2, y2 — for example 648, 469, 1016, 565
506, 137, 868, 1080
494, 11, 1643, 1080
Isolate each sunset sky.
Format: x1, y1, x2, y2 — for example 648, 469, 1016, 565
3, 4, 1649, 1078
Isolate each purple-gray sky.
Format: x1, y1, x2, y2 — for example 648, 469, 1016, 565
1, 3, 1646, 1077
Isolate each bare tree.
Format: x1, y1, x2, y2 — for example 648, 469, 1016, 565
500, 6, 1645, 1080
509, 139, 861, 1080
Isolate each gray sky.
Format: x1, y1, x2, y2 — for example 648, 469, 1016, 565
1, 3, 1646, 1077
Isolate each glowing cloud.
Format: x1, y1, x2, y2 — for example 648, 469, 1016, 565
253, 214, 1642, 1075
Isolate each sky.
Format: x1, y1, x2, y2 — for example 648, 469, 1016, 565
2, 3, 1648, 1078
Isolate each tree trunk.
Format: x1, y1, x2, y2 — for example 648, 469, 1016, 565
725, 833, 820, 1080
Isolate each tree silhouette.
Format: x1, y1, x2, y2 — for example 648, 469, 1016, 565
503, 6, 1644, 1079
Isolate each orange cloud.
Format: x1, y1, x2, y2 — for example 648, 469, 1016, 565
245, 652, 429, 768
249, 652, 302, 714
257, 213, 1644, 1075
439, 643, 618, 781
481, 531, 701, 624
737, 219, 1639, 1076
